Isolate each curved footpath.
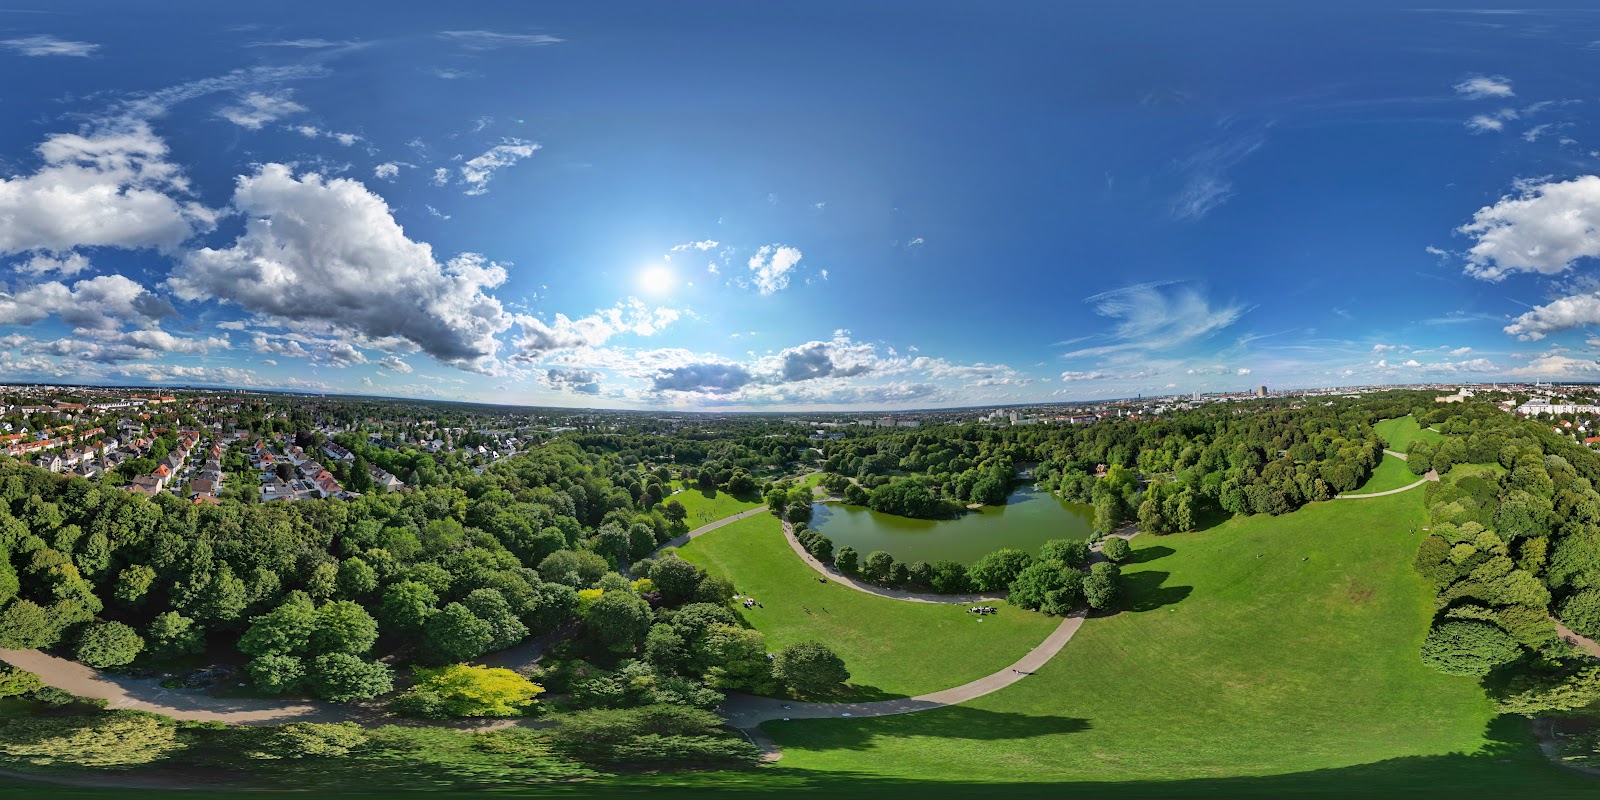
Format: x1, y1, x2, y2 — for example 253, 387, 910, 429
1335, 469, 1438, 499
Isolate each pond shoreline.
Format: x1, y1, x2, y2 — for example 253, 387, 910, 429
809, 483, 1095, 564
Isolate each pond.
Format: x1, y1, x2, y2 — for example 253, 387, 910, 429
809, 483, 1095, 564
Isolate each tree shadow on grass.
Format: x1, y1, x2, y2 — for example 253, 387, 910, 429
1117, 570, 1192, 613
1126, 545, 1174, 565
759, 704, 1091, 753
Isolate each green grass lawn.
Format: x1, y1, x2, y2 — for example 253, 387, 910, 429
676, 513, 1059, 700
653, 491, 1585, 797
670, 481, 763, 526
1345, 454, 1421, 495
1374, 416, 1444, 452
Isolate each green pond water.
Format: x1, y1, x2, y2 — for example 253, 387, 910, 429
810, 484, 1095, 564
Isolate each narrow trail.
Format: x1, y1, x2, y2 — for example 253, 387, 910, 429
1383, 449, 1408, 460
1553, 618, 1600, 660
1335, 469, 1437, 499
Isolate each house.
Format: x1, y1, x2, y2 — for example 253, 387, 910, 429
322, 442, 354, 462
34, 453, 63, 473
127, 476, 163, 496
189, 478, 217, 497
260, 478, 293, 502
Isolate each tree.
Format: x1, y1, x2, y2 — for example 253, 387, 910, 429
968, 549, 1034, 592
700, 624, 776, 694
238, 594, 318, 657
307, 653, 393, 702
1008, 562, 1072, 611
463, 588, 529, 651
1040, 539, 1089, 568
834, 546, 860, 575
663, 500, 687, 525
1560, 588, 1600, 639
1101, 537, 1132, 563
335, 557, 378, 599
113, 564, 156, 605
423, 602, 495, 663
1495, 666, 1600, 716
244, 722, 367, 759
1084, 561, 1120, 610
247, 654, 306, 694
1137, 495, 1167, 534
650, 557, 703, 604
1420, 620, 1522, 676
377, 580, 438, 633
538, 549, 609, 587
0, 599, 57, 649
75, 621, 144, 669
862, 550, 896, 583
1093, 493, 1123, 535
0, 665, 42, 698
585, 591, 653, 653
311, 600, 379, 655
391, 664, 544, 718
0, 712, 184, 768
772, 641, 850, 696
929, 560, 970, 594
145, 612, 205, 660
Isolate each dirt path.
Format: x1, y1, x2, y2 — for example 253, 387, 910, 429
1554, 618, 1600, 660
1383, 449, 1408, 460
1336, 469, 1438, 499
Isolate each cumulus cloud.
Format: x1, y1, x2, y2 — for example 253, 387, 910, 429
218, 91, 307, 129
0, 123, 216, 256
545, 367, 602, 395
1059, 370, 1109, 381
169, 164, 511, 367
1, 34, 98, 57
459, 139, 538, 195
771, 337, 877, 382
1236, 367, 1252, 375
373, 161, 408, 180
651, 361, 753, 394
1372, 343, 1396, 353
377, 355, 413, 373
511, 300, 680, 362
294, 126, 361, 146
1459, 175, 1600, 280
671, 240, 719, 252
15, 252, 91, 277
1061, 282, 1248, 358
1449, 346, 1473, 356
747, 244, 804, 295
1455, 75, 1515, 99
1504, 292, 1600, 340
0, 274, 174, 332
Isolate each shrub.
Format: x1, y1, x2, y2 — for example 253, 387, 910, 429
247, 654, 307, 695
74, 621, 144, 669
1420, 620, 1522, 676
0, 665, 43, 698
0, 711, 184, 768
307, 653, 393, 702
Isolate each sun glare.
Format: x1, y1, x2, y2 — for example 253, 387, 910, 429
639, 265, 676, 294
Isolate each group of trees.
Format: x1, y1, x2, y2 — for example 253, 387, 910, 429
1404, 409, 1600, 720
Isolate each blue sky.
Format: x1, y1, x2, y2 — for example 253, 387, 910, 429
8, 1, 1600, 409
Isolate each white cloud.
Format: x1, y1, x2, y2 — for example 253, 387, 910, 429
1455, 75, 1515, 99
1505, 352, 1600, 378
218, 91, 307, 129
907, 236, 925, 247
0, 274, 174, 332
1523, 123, 1553, 142
671, 240, 719, 252
1172, 132, 1265, 220
1372, 343, 1396, 353
431, 167, 450, 186
378, 355, 412, 373
1, 34, 98, 57
437, 30, 564, 50
247, 39, 359, 49
511, 299, 680, 362
1504, 292, 1600, 340
1059, 370, 1109, 381
169, 164, 511, 368
295, 126, 362, 146
1449, 346, 1473, 356
1236, 367, 1252, 375
373, 161, 408, 180
1459, 175, 1600, 280
0, 123, 216, 256
1061, 282, 1248, 358
1467, 114, 1508, 133
458, 139, 538, 195
15, 252, 91, 277
747, 244, 804, 295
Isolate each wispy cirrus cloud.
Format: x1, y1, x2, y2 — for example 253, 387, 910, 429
1171, 127, 1267, 220
438, 30, 564, 50
1061, 282, 1251, 359
1, 34, 98, 57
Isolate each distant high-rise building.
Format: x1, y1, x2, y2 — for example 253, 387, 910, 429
1256, 386, 1268, 397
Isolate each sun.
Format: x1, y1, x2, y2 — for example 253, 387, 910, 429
639, 265, 676, 294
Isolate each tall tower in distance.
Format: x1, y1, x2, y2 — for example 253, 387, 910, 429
1256, 385, 1268, 397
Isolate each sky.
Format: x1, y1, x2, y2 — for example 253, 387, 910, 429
9, 2, 1600, 410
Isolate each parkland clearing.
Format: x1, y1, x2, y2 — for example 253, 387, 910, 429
1, 386, 1600, 799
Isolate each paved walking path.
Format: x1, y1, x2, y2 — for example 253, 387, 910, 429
1336, 469, 1438, 499
1383, 449, 1408, 460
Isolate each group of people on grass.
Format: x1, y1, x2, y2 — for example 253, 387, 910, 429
736, 594, 764, 609
967, 606, 998, 615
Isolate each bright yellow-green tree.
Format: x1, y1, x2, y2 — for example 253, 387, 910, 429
393, 664, 544, 718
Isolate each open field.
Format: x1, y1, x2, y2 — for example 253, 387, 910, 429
669, 482, 763, 525
676, 514, 1058, 699
644, 491, 1586, 797
1374, 416, 1444, 451
1345, 454, 1419, 495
